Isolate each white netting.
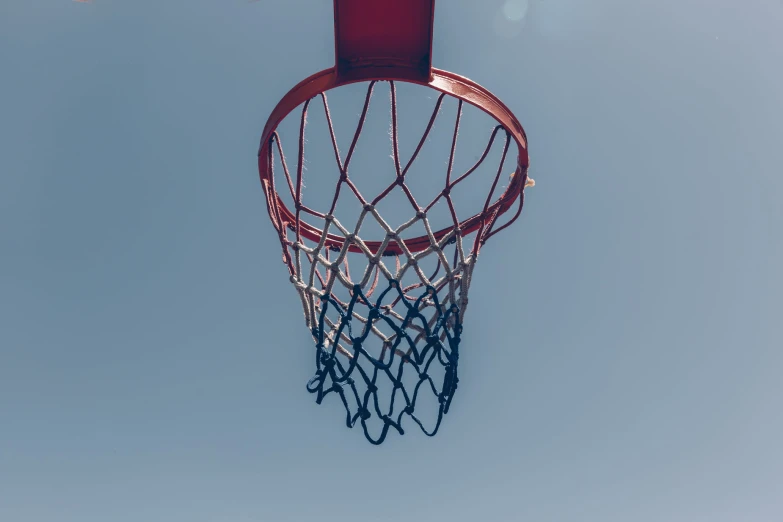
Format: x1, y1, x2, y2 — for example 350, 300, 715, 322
289, 208, 474, 360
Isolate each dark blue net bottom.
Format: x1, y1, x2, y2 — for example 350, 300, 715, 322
306, 280, 462, 445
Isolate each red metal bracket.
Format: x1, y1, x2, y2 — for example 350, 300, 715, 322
333, 0, 435, 83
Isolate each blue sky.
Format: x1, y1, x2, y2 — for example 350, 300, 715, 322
1, 1, 782, 521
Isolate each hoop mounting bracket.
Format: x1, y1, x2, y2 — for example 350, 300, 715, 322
333, 0, 436, 83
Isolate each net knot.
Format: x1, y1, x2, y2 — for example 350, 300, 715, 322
319, 353, 335, 369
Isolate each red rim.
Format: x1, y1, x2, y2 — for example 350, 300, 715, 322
257, 66, 529, 255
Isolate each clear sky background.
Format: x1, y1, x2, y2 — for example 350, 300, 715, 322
1, 1, 782, 521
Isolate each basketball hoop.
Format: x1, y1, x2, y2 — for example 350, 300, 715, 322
258, 0, 533, 444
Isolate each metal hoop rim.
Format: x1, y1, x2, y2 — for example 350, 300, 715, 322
258, 66, 530, 255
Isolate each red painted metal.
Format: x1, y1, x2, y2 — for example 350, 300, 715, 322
258, 0, 529, 256
334, 0, 435, 82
